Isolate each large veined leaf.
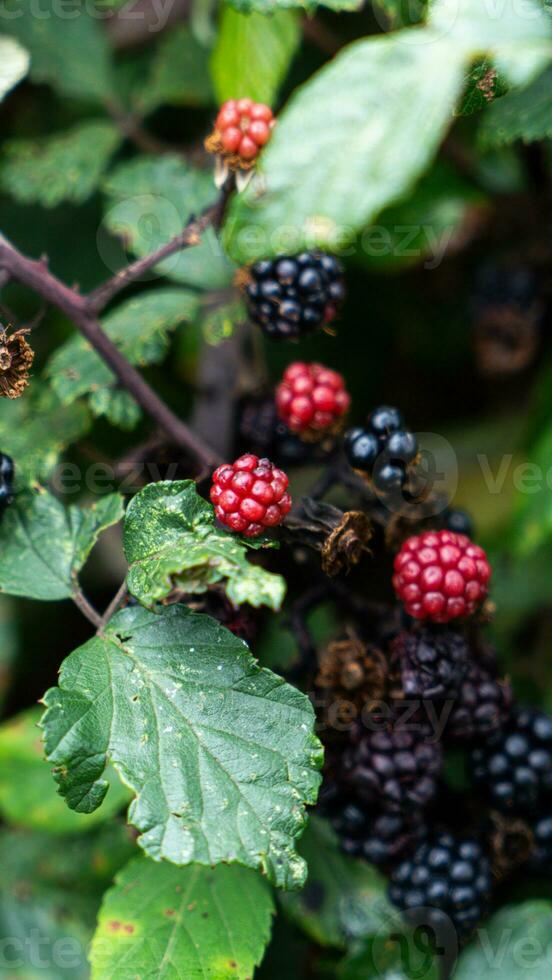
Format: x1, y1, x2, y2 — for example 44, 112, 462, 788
280, 818, 392, 950
0, 487, 123, 601
124, 480, 286, 610
47, 289, 199, 424
224, 0, 552, 262
0, 121, 121, 207
103, 156, 235, 290
454, 902, 552, 979
0, 708, 130, 834
0, 825, 135, 980
211, 6, 301, 105
0, 35, 29, 101
90, 857, 274, 979
42, 604, 322, 888
0, 385, 90, 483
2, 0, 115, 102
137, 25, 214, 113
480, 65, 552, 146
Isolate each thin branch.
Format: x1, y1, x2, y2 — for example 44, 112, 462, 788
99, 580, 128, 631
72, 588, 103, 629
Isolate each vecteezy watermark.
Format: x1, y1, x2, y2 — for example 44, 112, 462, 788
311, 693, 454, 743
0, 930, 86, 970
0, 0, 179, 33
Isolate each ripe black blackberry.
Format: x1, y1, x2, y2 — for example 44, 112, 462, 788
243, 252, 344, 340
344, 405, 418, 496
444, 507, 474, 538
528, 815, 552, 874
331, 799, 427, 867
389, 833, 493, 942
445, 663, 513, 743
470, 707, 552, 815
391, 626, 470, 700
342, 718, 442, 812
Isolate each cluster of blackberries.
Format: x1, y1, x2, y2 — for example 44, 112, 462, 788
344, 406, 418, 496
0, 452, 14, 514
243, 252, 345, 340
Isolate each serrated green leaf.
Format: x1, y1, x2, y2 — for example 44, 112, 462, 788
224, 31, 467, 262
211, 6, 300, 105
42, 603, 322, 888
0, 385, 91, 483
454, 902, 552, 979
124, 480, 286, 610
90, 857, 274, 979
457, 59, 508, 116
0, 35, 29, 101
200, 297, 246, 344
0, 825, 135, 980
89, 387, 142, 429
138, 24, 214, 114
103, 156, 235, 290
0, 121, 121, 207
280, 817, 392, 950
2, 0, 115, 102
0, 707, 131, 834
480, 65, 552, 146
47, 289, 199, 422
0, 488, 124, 601
224, 0, 552, 262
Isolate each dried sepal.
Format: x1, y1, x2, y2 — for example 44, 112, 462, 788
0, 324, 34, 398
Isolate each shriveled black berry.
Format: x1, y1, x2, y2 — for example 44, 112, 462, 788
444, 508, 474, 538
445, 663, 513, 743
470, 707, 552, 815
391, 626, 470, 700
244, 251, 344, 339
389, 833, 492, 942
342, 719, 442, 812
368, 405, 404, 438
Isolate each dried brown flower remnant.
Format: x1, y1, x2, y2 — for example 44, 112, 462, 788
0, 324, 34, 398
488, 811, 534, 880
316, 630, 387, 713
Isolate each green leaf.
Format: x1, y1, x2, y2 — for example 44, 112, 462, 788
2, 0, 115, 102
457, 59, 508, 116
90, 857, 274, 979
0, 707, 131, 834
356, 161, 487, 272
0, 824, 135, 980
124, 480, 286, 610
0, 35, 29, 102
47, 288, 199, 422
224, 30, 467, 262
200, 297, 247, 344
480, 65, 552, 146
42, 603, 322, 888
339, 930, 440, 979
227, 0, 362, 11
454, 902, 552, 979
0, 487, 124, 601
211, 6, 301, 105
138, 24, 214, 113
103, 156, 235, 290
510, 423, 552, 556
0, 121, 121, 207
280, 817, 392, 950
224, 0, 552, 263
88, 387, 142, 430
0, 385, 91, 483
372, 0, 428, 27
0, 597, 18, 711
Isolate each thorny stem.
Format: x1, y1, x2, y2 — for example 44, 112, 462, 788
0, 180, 235, 469
72, 588, 103, 630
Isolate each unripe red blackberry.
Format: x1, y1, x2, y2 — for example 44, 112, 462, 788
275, 362, 350, 436
470, 707, 552, 815
342, 719, 442, 812
210, 454, 292, 538
206, 98, 275, 168
393, 530, 491, 623
391, 626, 470, 701
243, 252, 344, 340
389, 833, 493, 942
445, 663, 513, 743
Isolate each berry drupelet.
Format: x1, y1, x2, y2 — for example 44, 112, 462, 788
243, 252, 345, 340
470, 707, 552, 815
330, 797, 427, 866
275, 362, 350, 436
393, 530, 491, 623
528, 815, 552, 874
389, 833, 493, 942
344, 405, 418, 497
391, 626, 470, 701
342, 719, 442, 812
445, 663, 513, 743
207, 98, 274, 168
210, 454, 291, 538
